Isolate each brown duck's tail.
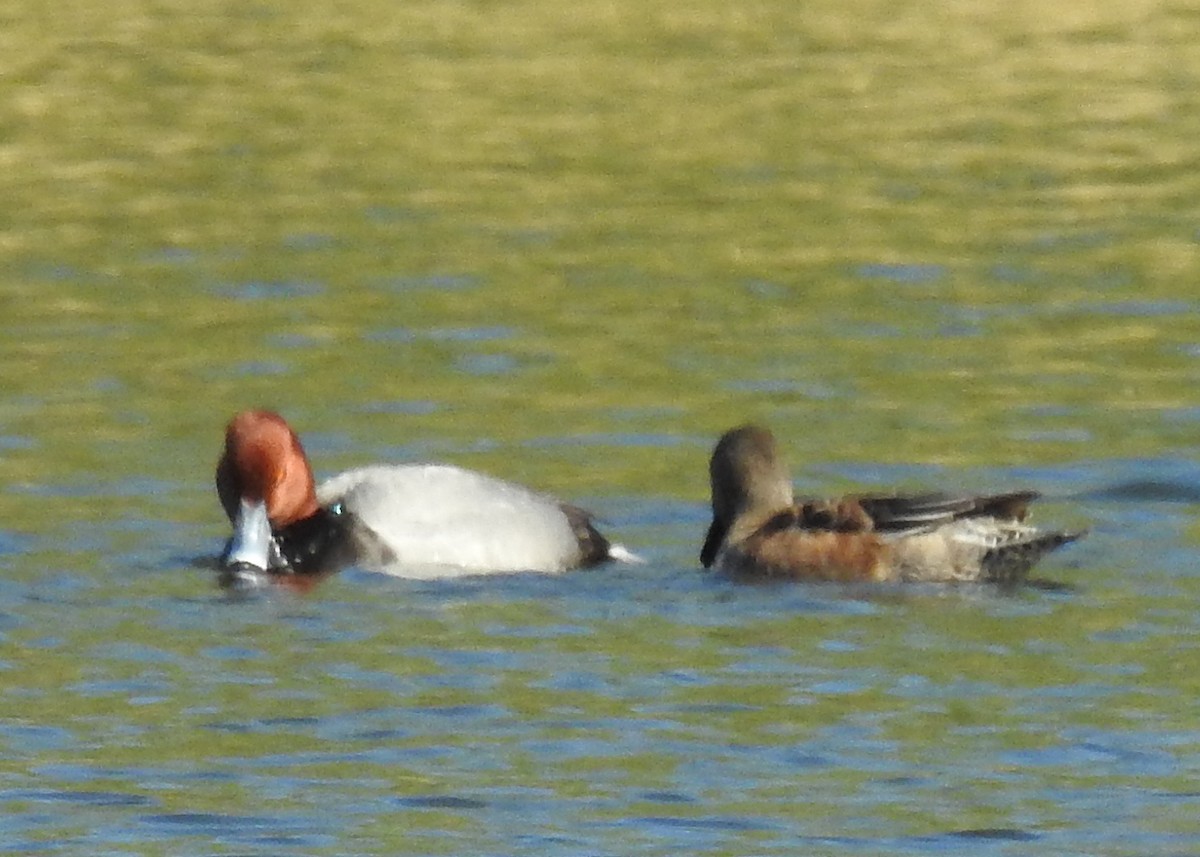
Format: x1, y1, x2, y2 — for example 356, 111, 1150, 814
982, 528, 1087, 585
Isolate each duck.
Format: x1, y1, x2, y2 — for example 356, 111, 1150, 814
701, 424, 1084, 584
215, 409, 638, 589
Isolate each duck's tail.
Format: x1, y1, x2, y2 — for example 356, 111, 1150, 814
982, 528, 1087, 585
563, 504, 645, 567
607, 543, 646, 564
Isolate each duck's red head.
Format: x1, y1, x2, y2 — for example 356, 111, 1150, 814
216, 409, 320, 528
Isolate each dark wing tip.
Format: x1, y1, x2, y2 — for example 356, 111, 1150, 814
854, 490, 1045, 530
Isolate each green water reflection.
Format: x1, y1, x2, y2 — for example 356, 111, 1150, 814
3, 0, 1197, 506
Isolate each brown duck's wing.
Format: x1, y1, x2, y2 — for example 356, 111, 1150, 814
849, 490, 1041, 532
703, 491, 1040, 568
792, 499, 878, 532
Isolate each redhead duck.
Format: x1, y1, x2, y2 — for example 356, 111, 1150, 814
216, 410, 638, 588
702, 425, 1084, 584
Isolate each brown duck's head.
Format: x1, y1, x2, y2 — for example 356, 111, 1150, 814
709, 424, 795, 523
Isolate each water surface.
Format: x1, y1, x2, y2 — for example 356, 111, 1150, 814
2, 0, 1199, 853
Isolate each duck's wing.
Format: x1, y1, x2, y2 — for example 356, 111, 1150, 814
702, 491, 1042, 568
844, 490, 1040, 533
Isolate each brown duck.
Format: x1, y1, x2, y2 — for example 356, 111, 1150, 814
701, 425, 1084, 584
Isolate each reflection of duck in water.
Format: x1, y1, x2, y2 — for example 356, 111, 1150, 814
702, 425, 1084, 585
216, 410, 638, 590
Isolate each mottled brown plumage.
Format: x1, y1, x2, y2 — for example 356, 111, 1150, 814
702, 425, 1084, 584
